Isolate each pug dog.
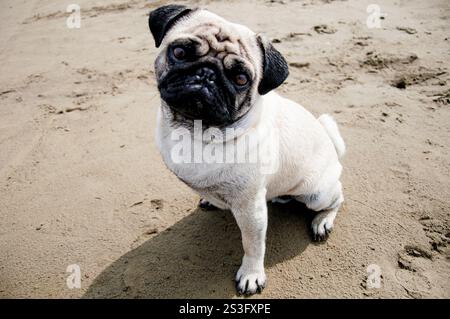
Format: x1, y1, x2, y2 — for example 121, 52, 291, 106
148, 5, 345, 295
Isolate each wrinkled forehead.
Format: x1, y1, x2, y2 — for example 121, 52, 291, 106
162, 9, 262, 73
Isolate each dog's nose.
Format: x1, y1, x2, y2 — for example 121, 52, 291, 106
195, 67, 217, 82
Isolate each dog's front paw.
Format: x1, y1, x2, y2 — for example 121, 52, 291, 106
235, 264, 266, 296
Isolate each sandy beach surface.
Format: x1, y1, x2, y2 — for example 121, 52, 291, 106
0, 0, 449, 298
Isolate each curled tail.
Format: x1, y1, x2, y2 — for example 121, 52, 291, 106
318, 114, 346, 158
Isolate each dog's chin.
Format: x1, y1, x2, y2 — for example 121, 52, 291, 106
166, 100, 233, 127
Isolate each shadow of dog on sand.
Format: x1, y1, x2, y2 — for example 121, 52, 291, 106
84, 201, 315, 298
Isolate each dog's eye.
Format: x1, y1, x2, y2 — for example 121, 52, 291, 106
172, 47, 186, 60
234, 73, 248, 86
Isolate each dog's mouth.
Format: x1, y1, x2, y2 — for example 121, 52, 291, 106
158, 63, 237, 126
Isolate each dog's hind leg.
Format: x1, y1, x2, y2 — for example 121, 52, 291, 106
198, 198, 219, 210
310, 206, 339, 241
295, 181, 343, 241
197, 194, 229, 210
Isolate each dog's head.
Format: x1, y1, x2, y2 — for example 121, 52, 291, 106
149, 5, 289, 127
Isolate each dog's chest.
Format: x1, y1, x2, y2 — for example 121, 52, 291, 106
156, 124, 250, 192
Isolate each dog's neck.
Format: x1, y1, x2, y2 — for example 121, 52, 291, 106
160, 96, 265, 143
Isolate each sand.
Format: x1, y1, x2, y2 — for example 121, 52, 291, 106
0, 0, 449, 298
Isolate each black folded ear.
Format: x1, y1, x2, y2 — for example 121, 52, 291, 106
257, 35, 289, 95
148, 5, 193, 48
